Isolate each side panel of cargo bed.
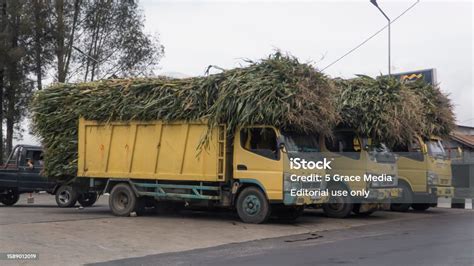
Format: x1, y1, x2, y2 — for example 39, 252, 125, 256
77, 118, 225, 182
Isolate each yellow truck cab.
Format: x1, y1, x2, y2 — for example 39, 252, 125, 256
318, 129, 400, 218
76, 119, 325, 223
391, 136, 453, 211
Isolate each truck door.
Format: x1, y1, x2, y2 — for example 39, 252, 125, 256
0, 146, 21, 188
393, 138, 426, 192
234, 127, 284, 201
18, 149, 47, 190
322, 131, 366, 191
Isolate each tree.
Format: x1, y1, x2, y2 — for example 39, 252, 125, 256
51, 0, 82, 83
3, 0, 33, 156
0, 0, 6, 162
48, 0, 163, 83
29, 0, 54, 90
78, 0, 163, 81
0, 0, 164, 158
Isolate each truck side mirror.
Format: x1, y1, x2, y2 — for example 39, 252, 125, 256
394, 154, 400, 161
422, 144, 428, 154
279, 143, 287, 154
352, 137, 360, 150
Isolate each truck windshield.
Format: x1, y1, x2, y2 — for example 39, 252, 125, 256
282, 131, 320, 153
427, 139, 446, 159
362, 138, 396, 163
361, 138, 390, 152
371, 142, 390, 153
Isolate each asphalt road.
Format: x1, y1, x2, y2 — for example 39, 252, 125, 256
1, 194, 473, 265
94, 211, 474, 266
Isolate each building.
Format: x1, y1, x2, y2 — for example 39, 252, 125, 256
445, 125, 474, 199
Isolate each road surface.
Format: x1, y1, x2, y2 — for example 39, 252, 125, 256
1, 193, 472, 265
94, 210, 474, 266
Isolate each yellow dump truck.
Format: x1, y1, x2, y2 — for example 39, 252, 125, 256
76, 119, 325, 223
317, 129, 400, 218
391, 136, 453, 211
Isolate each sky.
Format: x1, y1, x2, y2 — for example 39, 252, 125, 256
20, 0, 474, 145
141, 0, 473, 123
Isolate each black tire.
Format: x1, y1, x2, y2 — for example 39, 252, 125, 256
236, 187, 271, 224
390, 182, 412, 212
109, 183, 138, 216
55, 185, 78, 208
78, 192, 98, 207
353, 204, 374, 217
323, 183, 352, 218
0, 189, 20, 206
411, 203, 430, 211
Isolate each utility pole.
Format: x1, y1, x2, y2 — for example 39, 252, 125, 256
370, 0, 391, 76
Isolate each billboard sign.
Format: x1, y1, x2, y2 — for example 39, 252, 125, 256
391, 68, 437, 85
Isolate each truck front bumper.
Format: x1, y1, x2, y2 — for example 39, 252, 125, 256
354, 188, 402, 213
366, 187, 402, 201
430, 186, 454, 198
283, 190, 328, 205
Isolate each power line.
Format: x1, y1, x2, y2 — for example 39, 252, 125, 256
321, 0, 420, 72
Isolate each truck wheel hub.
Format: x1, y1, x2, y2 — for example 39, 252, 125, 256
243, 195, 260, 215
58, 191, 70, 203
328, 196, 344, 211
115, 192, 129, 209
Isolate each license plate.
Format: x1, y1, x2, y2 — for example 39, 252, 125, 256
391, 189, 399, 197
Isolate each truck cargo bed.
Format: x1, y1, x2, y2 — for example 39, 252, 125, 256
78, 119, 225, 182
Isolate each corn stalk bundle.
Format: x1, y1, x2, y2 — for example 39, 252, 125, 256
405, 80, 455, 139
335, 75, 424, 144
31, 53, 338, 179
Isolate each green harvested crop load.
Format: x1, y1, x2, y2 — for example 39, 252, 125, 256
31, 52, 339, 179
336, 75, 425, 144
406, 80, 455, 138
335, 75, 455, 144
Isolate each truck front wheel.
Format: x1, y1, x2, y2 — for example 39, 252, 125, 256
236, 187, 271, 224
0, 189, 20, 206
323, 183, 353, 218
109, 183, 137, 216
390, 182, 412, 212
55, 185, 78, 208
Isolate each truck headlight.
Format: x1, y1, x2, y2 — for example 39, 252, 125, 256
427, 171, 438, 185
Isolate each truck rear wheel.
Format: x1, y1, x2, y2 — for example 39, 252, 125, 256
0, 189, 20, 206
55, 185, 78, 208
236, 187, 271, 224
109, 183, 137, 216
390, 182, 412, 212
78, 192, 98, 207
323, 183, 352, 218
